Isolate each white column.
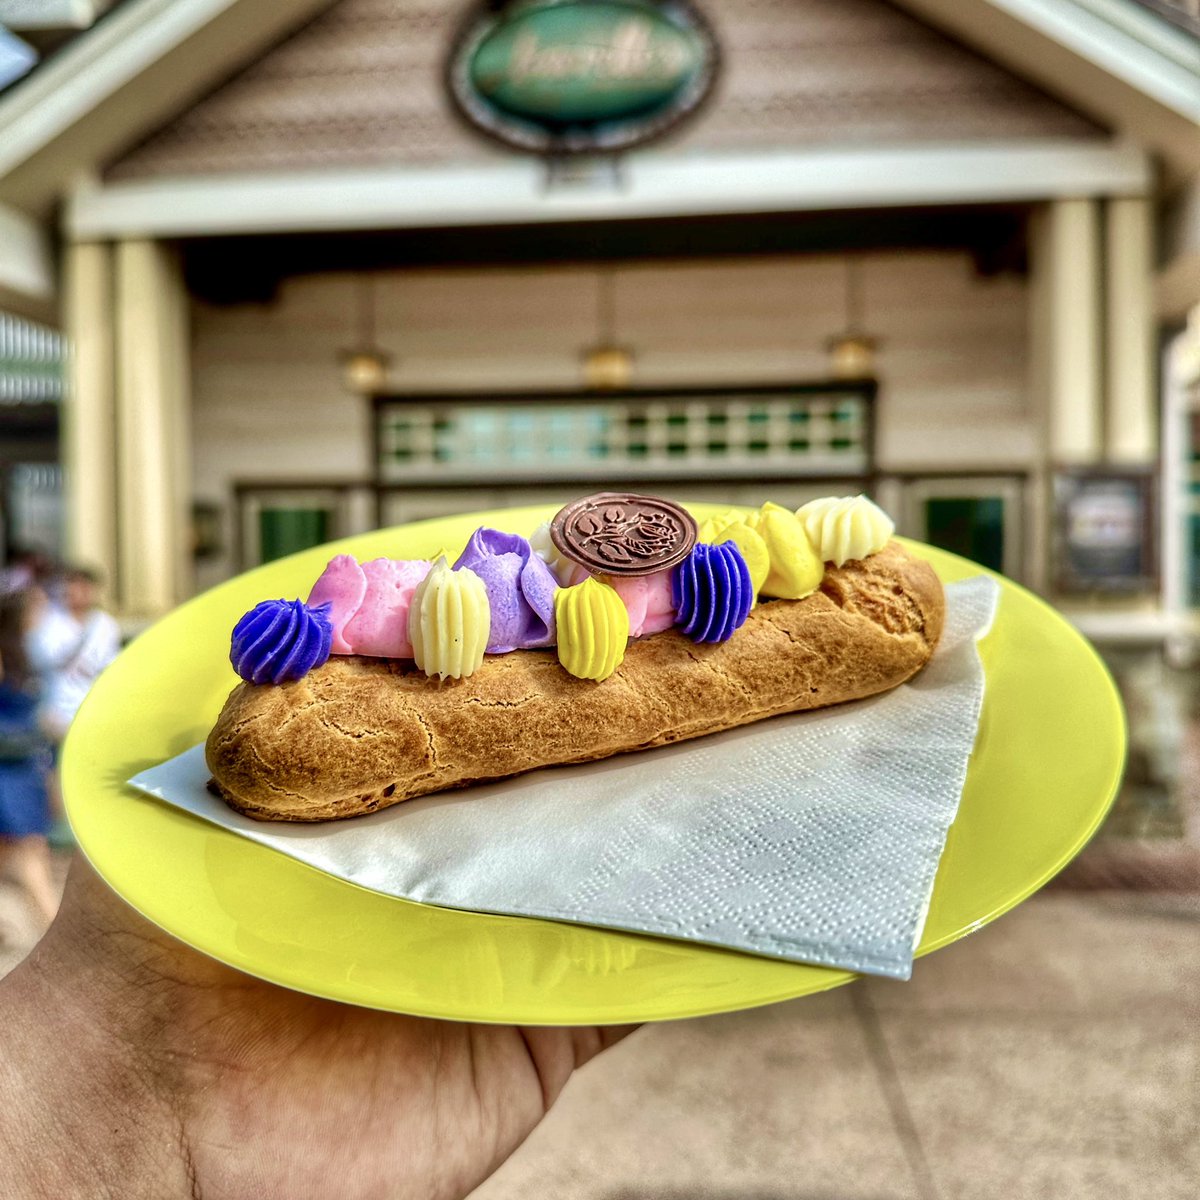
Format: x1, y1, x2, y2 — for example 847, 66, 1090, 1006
114, 240, 192, 617
162, 244, 194, 603
1045, 199, 1103, 463
1025, 207, 1052, 594
1105, 197, 1156, 463
61, 241, 118, 593
1026, 199, 1104, 594
1162, 310, 1200, 665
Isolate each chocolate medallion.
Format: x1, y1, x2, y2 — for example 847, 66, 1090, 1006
550, 492, 698, 577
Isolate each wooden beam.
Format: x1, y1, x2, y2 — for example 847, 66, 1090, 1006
66, 141, 1153, 240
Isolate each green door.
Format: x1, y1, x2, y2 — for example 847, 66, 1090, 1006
258, 507, 329, 564
924, 496, 1005, 573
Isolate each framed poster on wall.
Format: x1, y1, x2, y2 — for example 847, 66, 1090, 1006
1054, 468, 1157, 594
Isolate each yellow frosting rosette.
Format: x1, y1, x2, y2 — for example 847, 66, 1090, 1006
408, 558, 491, 680
698, 512, 770, 599
555, 576, 630, 682
745, 502, 824, 599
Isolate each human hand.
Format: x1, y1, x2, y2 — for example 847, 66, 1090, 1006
0, 859, 636, 1199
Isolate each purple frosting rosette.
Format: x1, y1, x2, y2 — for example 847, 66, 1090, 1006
453, 527, 558, 654
673, 542, 754, 644
230, 598, 333, 684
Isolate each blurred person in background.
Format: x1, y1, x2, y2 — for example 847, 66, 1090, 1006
28, 565, 120, 745
0, 545, 55, 597
0, 588, 57, 930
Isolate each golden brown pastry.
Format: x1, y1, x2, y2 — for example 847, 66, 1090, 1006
206, 541, 944, 822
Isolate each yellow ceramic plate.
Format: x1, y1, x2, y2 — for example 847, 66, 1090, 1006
62, 504, 1125, 1026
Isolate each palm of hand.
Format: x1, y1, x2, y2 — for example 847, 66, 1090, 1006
32, 863, 632, 1200
177, 976, 620, 1200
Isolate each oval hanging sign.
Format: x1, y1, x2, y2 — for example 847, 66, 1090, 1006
447, 0, 719, 155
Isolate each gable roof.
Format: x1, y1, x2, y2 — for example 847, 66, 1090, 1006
0, 0, 335, 216
0, 0, 1195, 224
1128, 1, 1200, 39
901, 0, 1200, 167
101, 0, 1106, 185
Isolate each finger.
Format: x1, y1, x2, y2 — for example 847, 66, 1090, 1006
589, 1022, 641, 1056
514, 1021, 642, 1112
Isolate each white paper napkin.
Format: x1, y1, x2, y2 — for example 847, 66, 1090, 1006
130, 577, 998, 979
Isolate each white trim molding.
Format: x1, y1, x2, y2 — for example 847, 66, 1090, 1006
980, 0, 1200, 120
0, 0, 334, 212
896, 0, 1200, 172
0, 1, 112, 33
65, 141, 1153, 240
0, 200, 54, 300
0, 0, 247, 178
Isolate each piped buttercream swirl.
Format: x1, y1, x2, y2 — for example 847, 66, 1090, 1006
697, 512, 770, 598
307, 554, 431, 658
453, 527, 557, 653
530, 520, 577, 586
558, 559, 675, 639
745, 502, 824, 599
306, 554, 365, 655
230, 599, 332, 685
554, 576, 629, 681
610, 570, 676, 637
408, 558, 491, 680
673, 542, 753, 643
796, 495, 894, 565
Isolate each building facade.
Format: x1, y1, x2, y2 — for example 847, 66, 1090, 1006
0, 0, 1198, 646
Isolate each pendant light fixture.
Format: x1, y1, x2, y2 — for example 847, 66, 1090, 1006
581, 266, 634, 391
340, 274, 392, 394
827, 257, 879, 380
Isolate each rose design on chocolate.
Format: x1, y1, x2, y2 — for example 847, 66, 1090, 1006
550, 493, 698, 577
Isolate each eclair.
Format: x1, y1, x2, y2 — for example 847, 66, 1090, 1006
206, 494, 944, 822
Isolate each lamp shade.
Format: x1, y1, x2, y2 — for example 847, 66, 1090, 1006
826, 334, 877, 381
582, 344, 634, 391
340, 348, 391, 394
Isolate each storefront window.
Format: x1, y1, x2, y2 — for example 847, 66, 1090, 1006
376, 388, 873, 483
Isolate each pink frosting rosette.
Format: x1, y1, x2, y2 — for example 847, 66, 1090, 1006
307, 554, 432, 659
453, 528, 557, 654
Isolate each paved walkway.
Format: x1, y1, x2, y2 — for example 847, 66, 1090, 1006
470, 889, 1200, 1200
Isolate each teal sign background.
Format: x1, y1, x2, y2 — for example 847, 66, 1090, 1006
448, 1, 719, 154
